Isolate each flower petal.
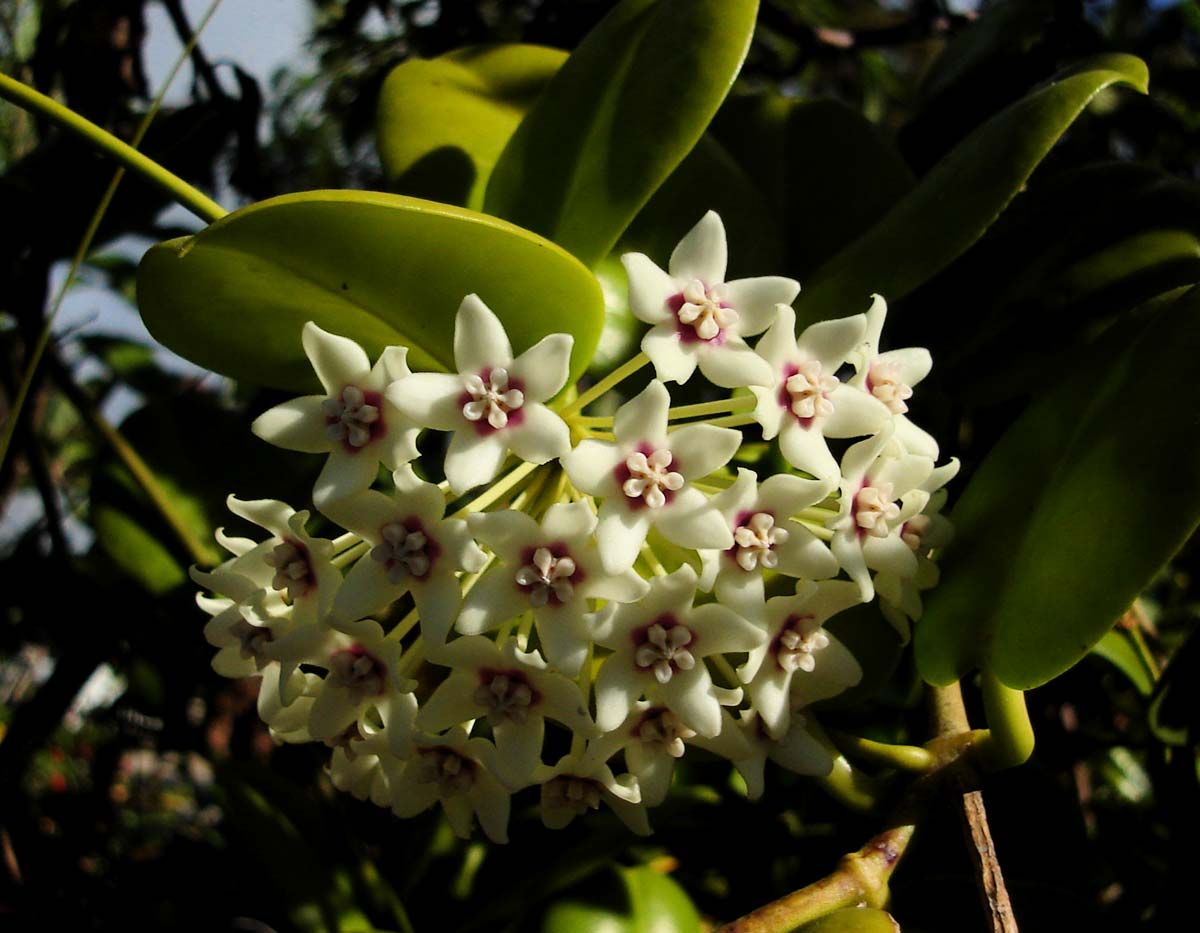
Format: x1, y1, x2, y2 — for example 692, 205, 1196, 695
540, 501, 597, 543
467, 509, 541, 561
412, 569, 464, 645
596, 502, 653, 574
695, 338, 774, 388
303, 322, 371, 393
822, 384, 891, 439
689, 602, 766, 654
505, 404, 571, 465
444, 429, 508, 495
508, 335, 572, 406
655, 666, 720, 738
561, 439, 623, 497
668, 210, 727, 285
622, 252, 676, 324
456, 565, 529, 635
720, 277, 799, 335
797, 313, 869, 369
778, 420, 839, 483
252, 396, 332, 453
642, 323, 699, 384
454, 293, 513, 373
668, 424, 741, 480
314, 448, 381, 507
614, 380, 670, 448
653, 486, 733, 551
386, 372, 465, 431
594, 655, 645, 733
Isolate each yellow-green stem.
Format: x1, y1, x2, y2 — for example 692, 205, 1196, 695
387, 608, 421, 643
451, 461, 539, 517
829, 730, 937, 773
977, 671, 1035, 770
558, 352, 649, 417
667, 395, 755, 421
333, 541, 369, 569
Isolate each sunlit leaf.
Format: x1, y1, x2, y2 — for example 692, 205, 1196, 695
137, 190, 605, 391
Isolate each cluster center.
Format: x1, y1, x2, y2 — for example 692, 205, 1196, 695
462, 368, 524, 429
634, 621, 696, 684
622, 448, 683, 509
514, 547, 577, 607
323, 385, 382, 448
733, 511, 788, 571
675, 279, 739, 340
372, 521, 433, 582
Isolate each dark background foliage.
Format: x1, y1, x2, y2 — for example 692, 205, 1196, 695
2, 1, 1200, 930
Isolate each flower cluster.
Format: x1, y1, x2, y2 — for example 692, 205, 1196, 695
195, 211, 957, 842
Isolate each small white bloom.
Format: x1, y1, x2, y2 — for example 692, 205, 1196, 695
751, 304, 891, 485
592, 565, 764, 738
848, 295, 939, 458
622, 211, 797, 387
873, 459, 960, 640
386, 295, 573, 494
322, 466, 486, 645
698, 468, 839, 620
250, 323, 421, 506
418, 636, 597, 786
534, 753, 649, 835
457, 502, 648, 675
727, 709, 836, 801
328, 698, 417, 807
561, 381, 739, 573
830, 431, 935, 601
739, 581, 863, 738
386, 728, 512, 843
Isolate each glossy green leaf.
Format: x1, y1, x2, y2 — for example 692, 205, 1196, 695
711, 94, 915, 279
795, 54, 1148, 323
798, 908, 900, 933
916, 287, 1200, 688
484, 0, 759, 268
377, 44, 566, 209
137, 190, 605, 391
541, 866, 701, 933
1092, 629, 1155, 696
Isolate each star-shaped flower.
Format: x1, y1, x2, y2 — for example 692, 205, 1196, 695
592, 565, 764, 737
830, 431, 935, 601
622, 211, 797, 387
727, 709, 836, 801
418, 636, 597, 786
561, 381, 739, 573
533, 752, 649, 835
751, 304, 891, 485
385, 728, 512, 843
848, 294, 939, 459
738, 581, 863, 738
324, 466, 488, 645
251, 323, 420, 506
456, 502, 648, 675
698, 468, 839, 620
386, 294, 573, 494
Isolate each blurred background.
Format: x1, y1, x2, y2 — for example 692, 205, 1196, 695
3, 1, 1200, 930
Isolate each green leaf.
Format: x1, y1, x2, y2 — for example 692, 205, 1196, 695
798, 908, 900, 933
484, 0, 759, 268
916, 287, 1200, 689
711, 94, 915, 279
1092, 629, 1155, 696
137, 190, 605, 391
377, 44, 566, 209
795, 54, 1149, 323
540, 866, 701, 933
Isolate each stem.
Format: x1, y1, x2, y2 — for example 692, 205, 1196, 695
0, 72, 226, 223
333, 541, 369, 568
639, 542, 668, 577
977, 671, 1035, 770
451, 461, 539, 517
682, 412, 756, 430
815, 753, 888, 813
667, 395, 755, 420
0, 5, 225, 472
717, 825, 914, 933
558, 352, 649, 417
829, 731, 936, 773
51, 359, 213, 566
331, 531, 359, 553
387, 608, 421, 643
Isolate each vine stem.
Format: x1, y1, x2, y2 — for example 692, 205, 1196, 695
977, 671, 1035, 770
557, 352, 649, 417
0, 0, 225, 473
0, 72, 226, 224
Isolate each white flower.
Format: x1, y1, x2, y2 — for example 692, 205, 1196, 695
848, 295, 939, 459
285, 617, 416, 745
622, 211, 798, 387
209, 496, 341, 627
739, 581, 863, 738
457, 502, 648, 675
727, 710, 836, 801
587, 702, 751, 807
386, 728, 512, 843
251, 323, 420, 506
830, 431, 935, 601
323, 467, 487, 645
592, 565, 763, 737
418, 636, 597, 786
386, 295, 573, 494
751, 304, 891, 485
327, 697, 417, 807
698, 468, 838, 619
561, 381, 739, 573
873, 459, 960, 640
534, 753, 649, 835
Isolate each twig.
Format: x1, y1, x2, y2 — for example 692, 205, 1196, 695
960, 788, 1019, 933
